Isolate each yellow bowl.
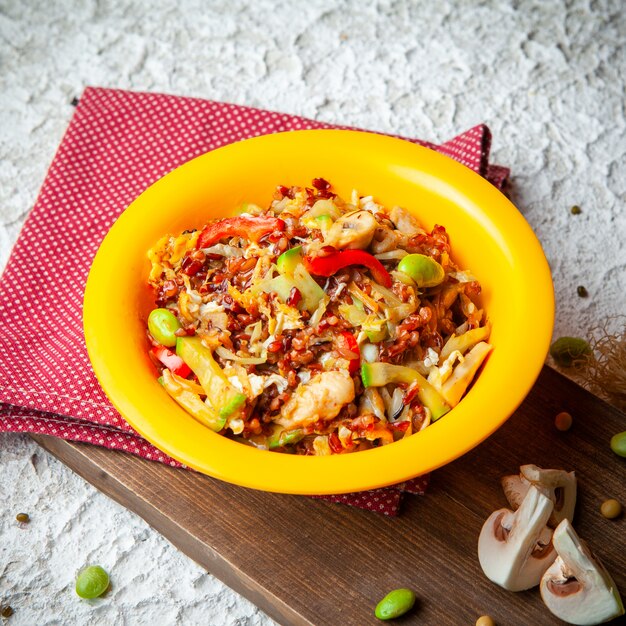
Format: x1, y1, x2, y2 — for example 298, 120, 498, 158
84, 130, 554, 495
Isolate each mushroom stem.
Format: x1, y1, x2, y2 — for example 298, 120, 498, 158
540, 520, 624, 625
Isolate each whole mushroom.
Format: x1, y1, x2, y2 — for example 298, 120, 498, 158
540, 519, 624, 625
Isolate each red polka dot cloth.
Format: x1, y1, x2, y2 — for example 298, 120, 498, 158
0, 87, 509, 516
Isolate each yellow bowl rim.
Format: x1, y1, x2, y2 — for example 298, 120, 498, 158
84, 129, 554, 495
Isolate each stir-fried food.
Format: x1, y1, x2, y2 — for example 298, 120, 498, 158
146, 178, 492, 455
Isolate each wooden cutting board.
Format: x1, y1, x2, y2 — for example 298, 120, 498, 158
33, 366, 626, 626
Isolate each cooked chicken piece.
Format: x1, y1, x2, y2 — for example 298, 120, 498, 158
324, 210, 378, 250
389, 206, 427, 236
275, 370, 355, 430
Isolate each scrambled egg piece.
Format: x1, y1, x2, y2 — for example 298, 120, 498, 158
273, 302, 304, 331
275, 370, 355, 430
148, 231, 199, 285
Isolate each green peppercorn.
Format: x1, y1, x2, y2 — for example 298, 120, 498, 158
15, 513, 29, 524
0, 605, 14, 618
375, 588, 416, 620
549, 336, 591, 367
570, 205, 582, 215
577, 285, 588, 298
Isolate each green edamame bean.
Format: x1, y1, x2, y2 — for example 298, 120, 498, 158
610, 431, 626, 458
148, 308, 181, 347
549, 336, 591, 368
397, 254, 444, 288
75, 565, 109, 599
375, 588, 416, 620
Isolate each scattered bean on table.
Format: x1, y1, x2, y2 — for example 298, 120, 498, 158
600, 499, 622, 519
476, 616, 496, 626
610, 431, 626, 457
554, 411, 573, 431
374, 588, 416, 620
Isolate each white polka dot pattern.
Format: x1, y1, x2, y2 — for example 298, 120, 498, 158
0, 87, 508, 515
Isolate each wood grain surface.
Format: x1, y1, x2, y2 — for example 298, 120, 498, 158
33, 366, 626, 626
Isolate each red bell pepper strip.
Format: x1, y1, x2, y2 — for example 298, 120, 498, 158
304, 250, 392, 287
338, 331, 361, 375
197, 216, 285, 248
151, 345, 191, 378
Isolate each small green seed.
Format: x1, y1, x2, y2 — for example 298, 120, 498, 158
576, 285, 588, 298
1, 605, 14, 618
610, 431, 626, 457
549, 336, 591, 368
148, 308, 182, 347
75, 565, 109, 599
375, 588, 416, 620
15, 513, 30, 524
570, 205, 582, 215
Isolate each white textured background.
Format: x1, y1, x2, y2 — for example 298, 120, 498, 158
1, 1, 624, 624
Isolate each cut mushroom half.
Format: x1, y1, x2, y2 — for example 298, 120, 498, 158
501, 464, 577, 528
478, 484, 556, 591
540, 519, 625, 625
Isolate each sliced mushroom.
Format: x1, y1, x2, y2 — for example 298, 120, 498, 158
540, 519, 624, 625
501, 473, 529, 510
370, 225, 405, 254
324, 210, 378, 250
501, 465, 577, 528
389, 205, 427, 236
522, 465, 577, 527
478, 484, 556, 591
